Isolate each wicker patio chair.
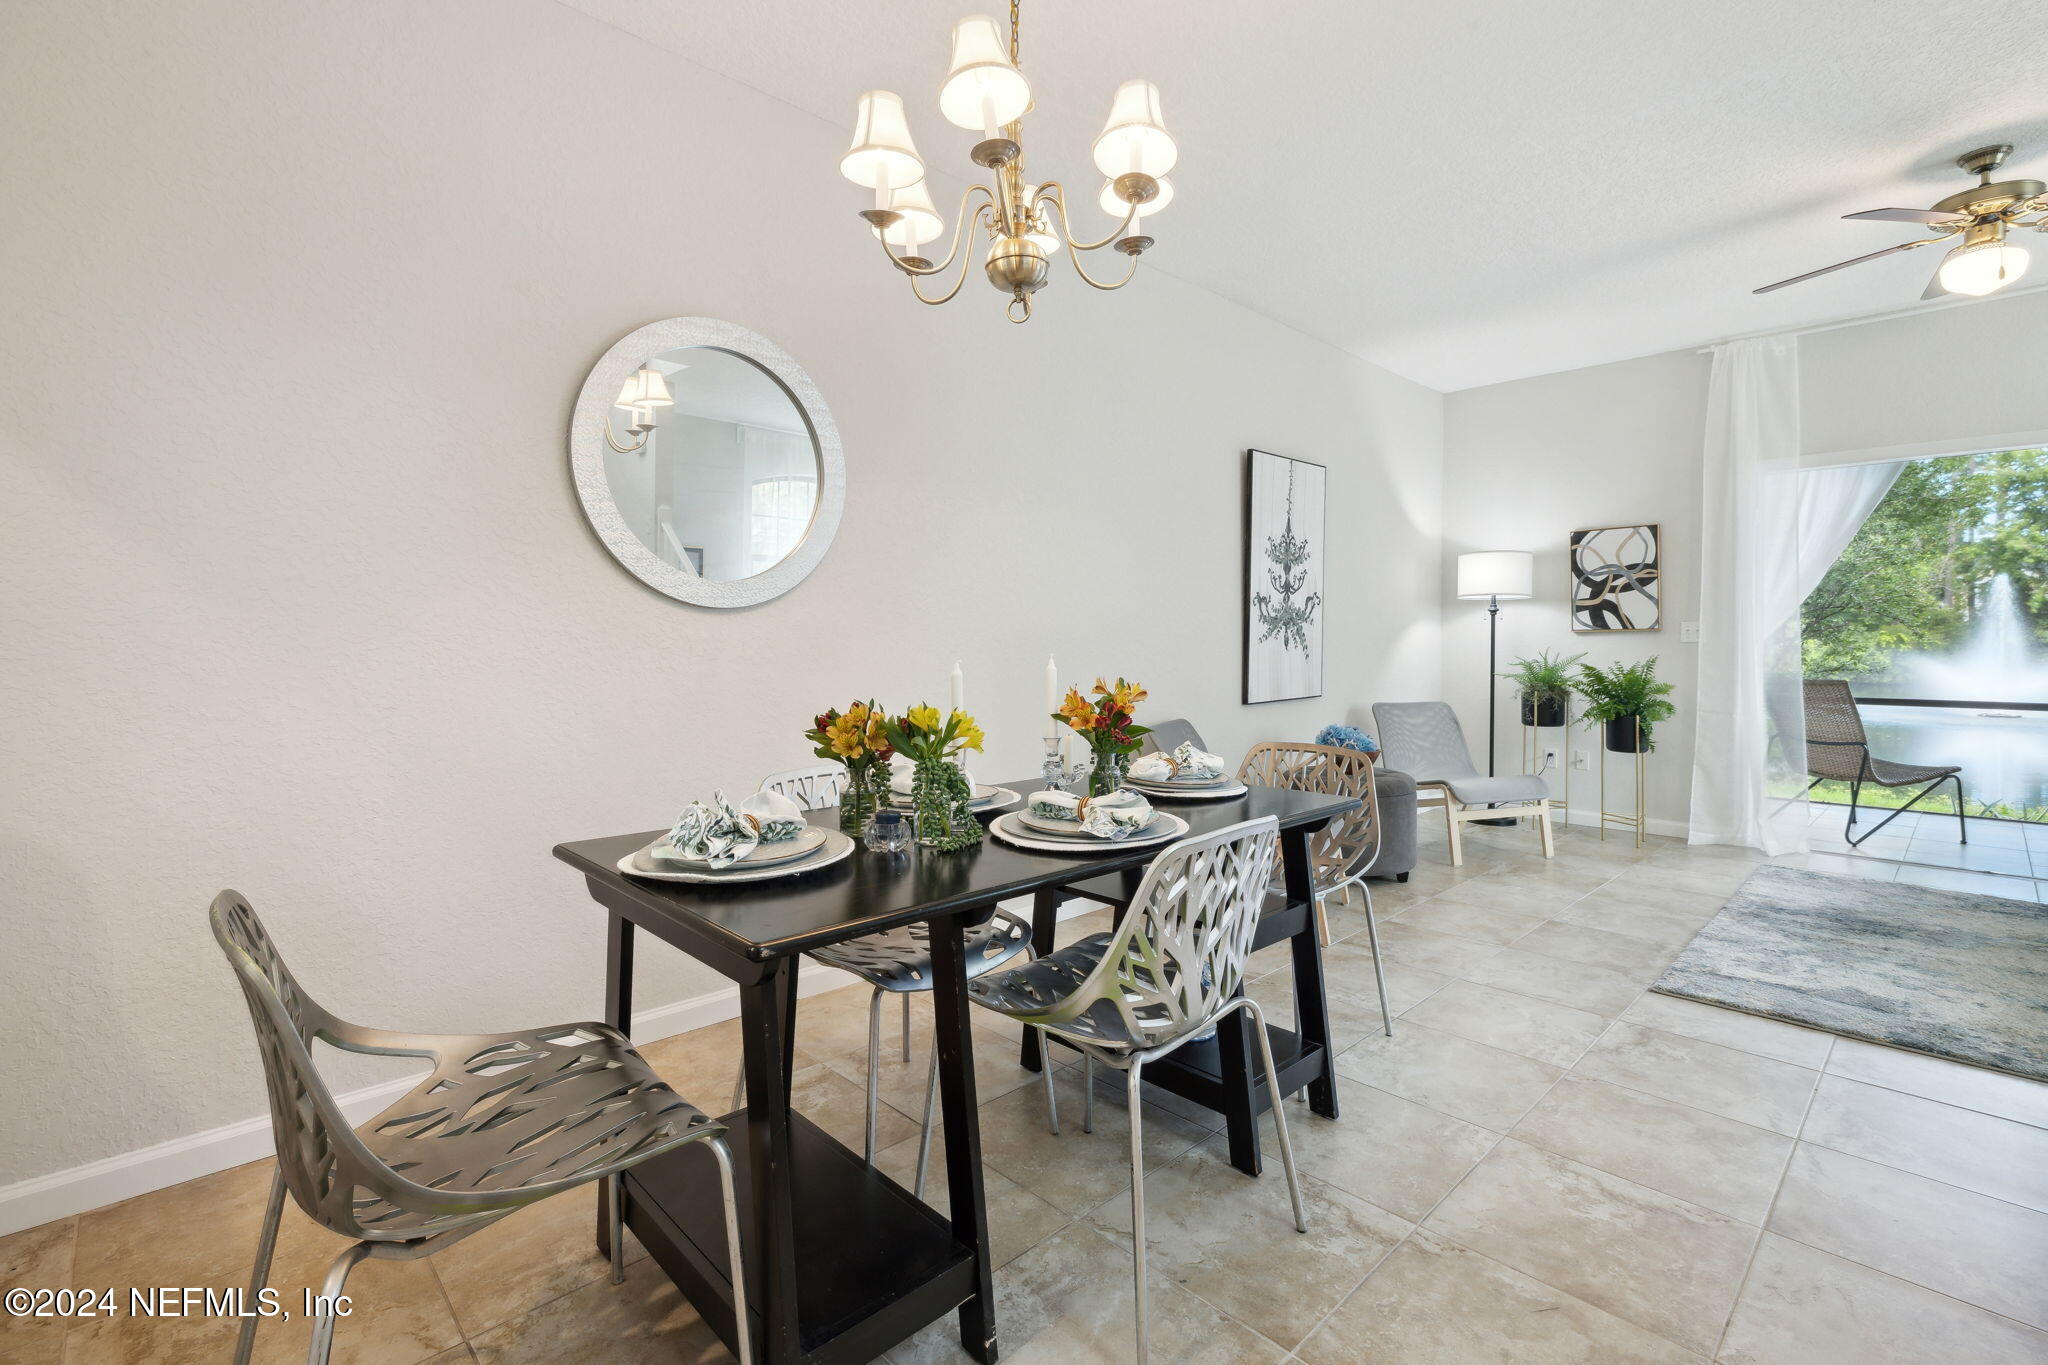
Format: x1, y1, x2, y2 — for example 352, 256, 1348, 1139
1802, 680, 1966, 847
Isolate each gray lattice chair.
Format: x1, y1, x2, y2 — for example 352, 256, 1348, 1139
1372, 701, 1555, 867
968, 817, 1307, 1364
211, 891, 747, 1365
1802, 679, 1967, 847
739, 766, 1058, 1197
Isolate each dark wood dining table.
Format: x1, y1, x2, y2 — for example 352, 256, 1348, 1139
552, 778, 1356, 1365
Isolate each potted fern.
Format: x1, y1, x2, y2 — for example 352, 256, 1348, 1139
1502, 649, 1585, 728
1573, 657, 1676, 753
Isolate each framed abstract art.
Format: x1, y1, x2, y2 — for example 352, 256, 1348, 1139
1570, 523, 1662, 631
1244, 449, 1326, 702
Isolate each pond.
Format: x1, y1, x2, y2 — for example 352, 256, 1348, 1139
1853, 704, 2048, 817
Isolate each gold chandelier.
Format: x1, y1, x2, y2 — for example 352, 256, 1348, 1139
838, 1, 1177, 323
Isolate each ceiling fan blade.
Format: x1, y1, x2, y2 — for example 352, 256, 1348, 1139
1843, 207, 1970, 226
1921, 264, 1950, 300
1752, 241, 1926, 295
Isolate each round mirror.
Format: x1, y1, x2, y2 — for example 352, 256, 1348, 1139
570, 318, 844, 608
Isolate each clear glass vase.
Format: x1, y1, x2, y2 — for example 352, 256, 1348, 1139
911, 758, 982, 850
837, 764, 884, 836
1087, 750, 1125, 797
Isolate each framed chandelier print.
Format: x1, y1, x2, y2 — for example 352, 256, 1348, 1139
1244, 449, 1326, 703
1570, 523, 1662, 632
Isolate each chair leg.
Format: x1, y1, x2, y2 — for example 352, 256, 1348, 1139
1445, 803, 1465, 868
306, 1241, 371, 1365
233, 1167, 287, 1365
609, 1167, 628, 1284
914, 1039, 939, 1199
864, 986, 885, 1164
1955, 775, 1968, 844
1311, 887, 1331, 947
706, 1135, 754, 1365
1125, 1060, 1150, 1365
1239, 999, 1309, 1233
1536, 800, 1556, 859
1039, 1030, 1061, 1135
1359, 884, 1392, 1037
1082, 1055, 1095, 1133
901, 992, 913, 1063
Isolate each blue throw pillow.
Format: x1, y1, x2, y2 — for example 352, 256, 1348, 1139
1316, 724, 1378, 754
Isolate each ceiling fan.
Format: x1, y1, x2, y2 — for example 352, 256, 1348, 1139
1755, 144, 2046, 299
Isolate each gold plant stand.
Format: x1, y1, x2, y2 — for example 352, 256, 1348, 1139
1599, 716, 1647, 848
1520, 700, 1572, 826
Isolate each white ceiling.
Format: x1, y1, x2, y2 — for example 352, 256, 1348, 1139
562, 0, 2048, 392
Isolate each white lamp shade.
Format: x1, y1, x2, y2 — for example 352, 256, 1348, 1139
1100, 175, 1173, 220
615, 367, 673, 410
1092, 79, 1177, 178
1457, 551, 1534, 601
1018, 183, 1060, 254
870, 179, 944, 249
1937, 237, 2030, 296
939, 15, 1031, 131
841, 90, 924, 190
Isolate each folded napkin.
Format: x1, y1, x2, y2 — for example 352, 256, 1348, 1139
890, 754, 975, 796
1027, 788, 1155, 838
1127, 742, 1227, 784
654, 790, 770, 870
739, 789, 806, 842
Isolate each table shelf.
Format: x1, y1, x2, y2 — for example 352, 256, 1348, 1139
625, 1111, 976, 1365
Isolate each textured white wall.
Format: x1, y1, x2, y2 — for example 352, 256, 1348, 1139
0, 0, 1444, 1188
1441, 288, 2048, 834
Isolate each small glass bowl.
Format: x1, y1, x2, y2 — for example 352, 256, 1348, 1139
863, 807, 911, 855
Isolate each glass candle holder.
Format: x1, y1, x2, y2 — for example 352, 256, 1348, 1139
863, 807, 911, 855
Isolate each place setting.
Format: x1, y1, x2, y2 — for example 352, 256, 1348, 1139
989, 673, 1194, 853
1122, 740, 1249, 800
619, 789, 855, 884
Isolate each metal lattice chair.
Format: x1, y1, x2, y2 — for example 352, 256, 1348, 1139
1802, 680, 1967, 847
1372, 701, 1555, 867
738, 766, 1059, 1195
1238, 741, 1392, 1033
211, 891, 748, 1365
968, 817, 1307, 1365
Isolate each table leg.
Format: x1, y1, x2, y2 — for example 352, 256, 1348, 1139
1019, 888, 1057, 1073
930, 917, 999, 1363
1214, 993, 1263, 1175
776, 954, 800, 1107
596, 910, 635, 1258
1283, 828, 1340, 1119
739, 960, 803, 1364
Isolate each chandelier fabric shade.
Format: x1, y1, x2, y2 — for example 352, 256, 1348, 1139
940, 14, 1032, 132
841, 90, 925, 191
615, 367, 673, 412
1092, 80, 1177, 179
871, 180, 944, 249
1101, 175, 1172, 219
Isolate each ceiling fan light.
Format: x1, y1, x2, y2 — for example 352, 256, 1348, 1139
869, 180, 944, 249
939, 15, 1032, 131
1937, 237, 2031, 296
1092, 79, 1177, 179
841, 90, 924, 190
1100, 175, 1173, 219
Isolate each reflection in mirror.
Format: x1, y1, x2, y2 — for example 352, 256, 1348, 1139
600, 347, 820, 582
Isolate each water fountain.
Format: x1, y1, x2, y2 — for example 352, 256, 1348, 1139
1908, 574, 2046, 703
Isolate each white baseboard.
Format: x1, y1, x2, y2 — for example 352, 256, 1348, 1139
1560, 806, 1691, 841
0, 897, 1096, 1237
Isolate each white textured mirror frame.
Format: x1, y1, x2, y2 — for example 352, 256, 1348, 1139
569, 317, 845, 608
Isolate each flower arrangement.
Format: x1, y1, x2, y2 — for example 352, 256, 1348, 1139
1314, 724, 1379, 756
1054, 677, 1151, 796
804, 701, 894, 833
880, 705, 986, 849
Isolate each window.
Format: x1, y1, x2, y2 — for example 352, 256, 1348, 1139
749, 476, 816, 574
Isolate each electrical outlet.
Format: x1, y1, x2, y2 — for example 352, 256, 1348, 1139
1572, 750, 1590, 770
1542, 747, 1560, 770
1680, 621, 1701, 643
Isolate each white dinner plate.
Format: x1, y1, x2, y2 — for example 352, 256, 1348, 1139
887, 784, 1015, 810
1016, 807, 1161, 837
989, 810, 1189, 853
620, 829, 854, 884
1123, 778, 1249, 802
645, 825, 828, 870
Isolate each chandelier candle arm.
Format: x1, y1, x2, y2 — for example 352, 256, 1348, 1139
1033, 182, 1146, 254
865, 184, 998, 278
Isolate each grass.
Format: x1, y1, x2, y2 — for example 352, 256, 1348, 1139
1797, 779, 2048, 825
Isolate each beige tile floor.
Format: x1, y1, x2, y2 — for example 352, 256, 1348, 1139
7, 822, 2048, 1363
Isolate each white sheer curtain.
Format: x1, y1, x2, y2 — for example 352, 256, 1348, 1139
1690, 336, 1905, 853
1691, 338, 1807, 852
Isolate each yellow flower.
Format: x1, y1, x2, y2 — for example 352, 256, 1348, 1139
951, 711, 985, 752
826, 711, 867, 758
905, 703, 942, 733
845, 700, 871, 726
1113, 680, 1148, 712
864, 717, 892, 755
1058, 688, 1097, 731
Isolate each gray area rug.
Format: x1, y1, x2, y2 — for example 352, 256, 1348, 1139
1651, 863, 2048, 1082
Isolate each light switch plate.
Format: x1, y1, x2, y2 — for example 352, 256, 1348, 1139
1680, 621, 1701, 643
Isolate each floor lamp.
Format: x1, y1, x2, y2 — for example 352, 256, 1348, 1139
1457, 551, 1535, 795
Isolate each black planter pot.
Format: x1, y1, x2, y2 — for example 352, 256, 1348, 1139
1521, 694, 1568, 728
1605, 717, 1648, 753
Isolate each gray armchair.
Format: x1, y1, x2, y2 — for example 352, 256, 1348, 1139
1372, 701, 1555, 867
